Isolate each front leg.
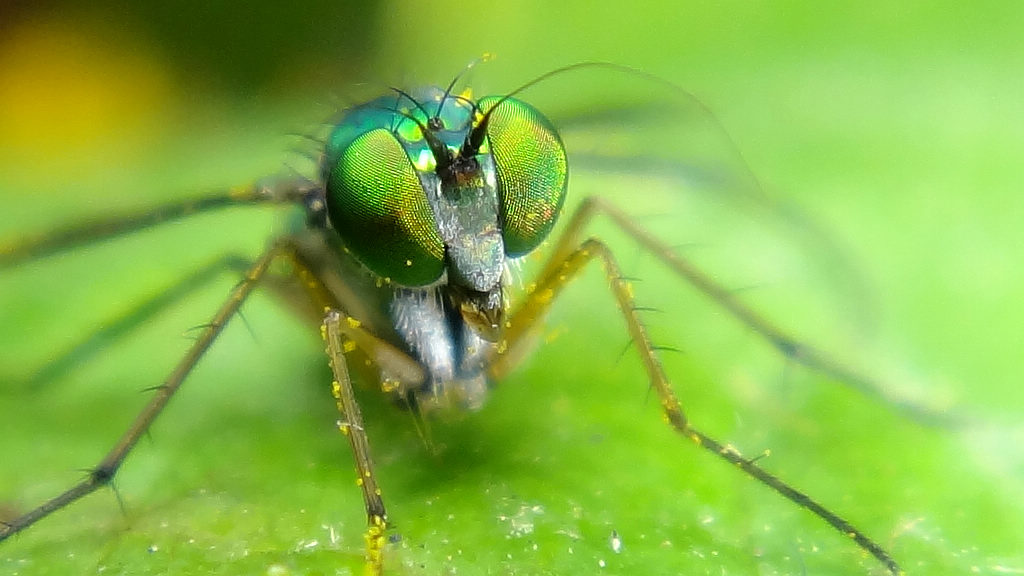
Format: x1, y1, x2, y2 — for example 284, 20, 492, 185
486, 235, 902, 575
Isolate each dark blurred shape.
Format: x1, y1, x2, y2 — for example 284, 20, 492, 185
0, 0, 384, 92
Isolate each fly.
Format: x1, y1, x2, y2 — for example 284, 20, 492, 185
0, 62, 923, 575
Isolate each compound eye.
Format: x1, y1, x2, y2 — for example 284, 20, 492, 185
325, 128, 445, 286
479, 96, 568, 257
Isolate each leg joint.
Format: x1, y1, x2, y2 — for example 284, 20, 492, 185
90, 464, 116, 486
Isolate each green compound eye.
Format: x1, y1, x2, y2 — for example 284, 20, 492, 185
325, 128, 445, 286
478, 96, 568, 257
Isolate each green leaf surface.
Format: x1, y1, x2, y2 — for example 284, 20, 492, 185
1, 2, 1022, 576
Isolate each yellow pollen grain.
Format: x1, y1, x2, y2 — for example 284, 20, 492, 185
535, 288, 555, 304
345, 317, 361, 328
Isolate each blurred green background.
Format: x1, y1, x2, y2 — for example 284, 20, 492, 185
1, 1, 1022, 575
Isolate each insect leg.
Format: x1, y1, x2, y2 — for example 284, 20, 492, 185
322, 310, 388, 576
18, 254, 250, 391
0, 241, 290, 542
278, 240, 425, 575
0, 175, 314, 267
488, 236, 902, 576
543, 196, 958, 427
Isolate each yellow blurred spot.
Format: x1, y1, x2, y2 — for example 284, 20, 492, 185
0, 16, 175, 181
545, 325, 567, 344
